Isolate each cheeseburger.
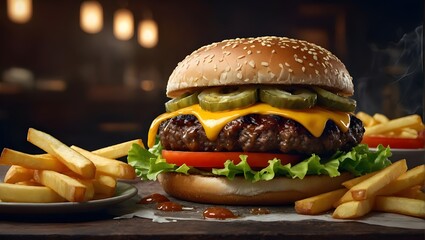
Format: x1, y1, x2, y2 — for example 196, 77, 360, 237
128, 36, 391, 205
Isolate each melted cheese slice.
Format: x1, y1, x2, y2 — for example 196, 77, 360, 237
148, 103, 350, 148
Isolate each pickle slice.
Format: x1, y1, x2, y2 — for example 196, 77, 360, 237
198, 86, 258, 112
165, 92, 199, 112
312, 87, 357, 112
259, 87, 317, 109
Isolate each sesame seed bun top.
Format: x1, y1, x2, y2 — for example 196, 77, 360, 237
166, 36, 353, 98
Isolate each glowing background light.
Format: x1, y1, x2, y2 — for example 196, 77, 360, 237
7, 0, 32, 24
80, 1, 103, 34
113, 9, 134, 41
138, 19, 158, 48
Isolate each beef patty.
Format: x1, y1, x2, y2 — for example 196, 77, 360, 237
158, 114, 364, 156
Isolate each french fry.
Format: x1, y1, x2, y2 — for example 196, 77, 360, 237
355, 112, 374, 127
372, 113, 389, 123
332, 198, 375, 219
4, 165, 34, 183
364, 114, 424, 136
295, 188, 347, 215
0, 182, 65, 203
78, 179, 95, 201
71, 145, 135, 179
341, 171, 379, 189
0, 148, 68, 172
374, 196, 425, 219
92, 139, 144, 159
34, 170, 88, 202
27, 128, 96, 179
93, 174, 117, 198
349, 159, 407, 201
377, 164, 425, 196
15, 180, 42, 186
395, 185, 425, 200
60, 170, 95, 201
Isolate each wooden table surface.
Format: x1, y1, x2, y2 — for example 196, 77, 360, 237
0, 180, 423, 240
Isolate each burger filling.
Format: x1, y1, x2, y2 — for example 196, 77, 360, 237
158, 114, 364, 156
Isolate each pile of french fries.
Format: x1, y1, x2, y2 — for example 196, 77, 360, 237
295, 159, 425, 219
0, 128, 143, 203
356, 112, 424, 138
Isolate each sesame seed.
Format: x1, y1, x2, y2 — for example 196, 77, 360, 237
247, 50, 252, 55
285, 62, 290, 67
248, 60, 256, 68
272, 49, 276, 54
279, 63, 283, 68
237, 72, 243, 79
261, 62, 269, 67
237, 55, 245, 59
296, 58, 303, 64
302, 66, 305, 72
315, 70, 320, 75
250, 45, 256, 48
257, 50, 261, 54
288, 68, 293, 73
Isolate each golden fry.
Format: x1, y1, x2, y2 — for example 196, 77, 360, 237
355, 112, 374, 127
372, 113, 389, 123
295, 188, 347, 215
377, 164, 425, 196
364, 114, 424, 136
93, 174, 117, 198
395, 185, 425, 200
27, 128, 96, 179
332, 198, 374, 219
34, 170, 88, 202
71, 145, 135, 179
341, 171, 379, 189
91, 139, 144, 159
350, 159, 407, 201
3, 165, 34, 183
374, 196, 425, 219
0, 182, 65, 203
0, 148, 67, 172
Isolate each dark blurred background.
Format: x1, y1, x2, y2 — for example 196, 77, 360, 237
0, 0, 423, 153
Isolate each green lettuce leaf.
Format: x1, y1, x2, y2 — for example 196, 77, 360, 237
128, 141, 392, 182
127, 140, 189, 180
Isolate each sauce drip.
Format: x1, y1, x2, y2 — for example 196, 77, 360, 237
139, 193, 170, 204
156, 201, 183, 212
250, 208, 271, 215
203, 207, 237, 220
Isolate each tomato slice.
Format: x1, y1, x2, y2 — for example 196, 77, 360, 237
161, 150, 301, 168
362, 133, 425, 149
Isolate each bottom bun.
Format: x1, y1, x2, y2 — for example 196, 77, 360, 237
158, 172, 353, 205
